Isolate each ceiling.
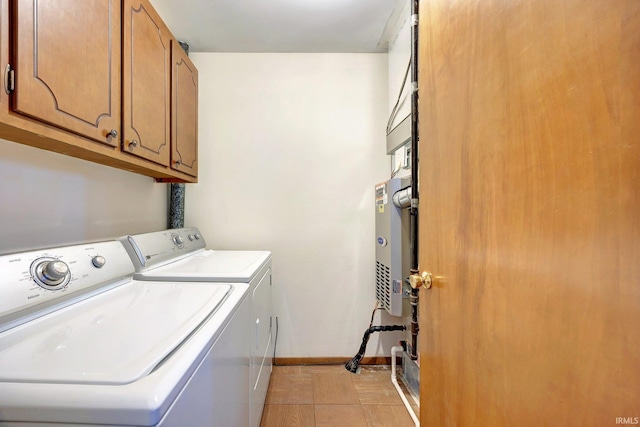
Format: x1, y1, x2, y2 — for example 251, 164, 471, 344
149, 0, 404, 53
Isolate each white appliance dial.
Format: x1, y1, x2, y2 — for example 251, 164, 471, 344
32, 258, 71, 290
92, 255, 106, 268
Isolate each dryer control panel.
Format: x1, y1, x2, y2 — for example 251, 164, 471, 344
0, 241, 135, 333
120, 227, 206, 272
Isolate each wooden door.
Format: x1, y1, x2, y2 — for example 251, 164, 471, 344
418, 0, 640, 425
122, 0, 170, 165
13, 0, 120, 146
171, 41, 198, 177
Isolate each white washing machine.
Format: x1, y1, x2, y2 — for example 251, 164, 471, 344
120, 227, 272, 427
0, 240, 250, 427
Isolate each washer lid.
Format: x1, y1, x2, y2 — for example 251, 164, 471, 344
137, 250, 271, 282
0, 281, 231, 385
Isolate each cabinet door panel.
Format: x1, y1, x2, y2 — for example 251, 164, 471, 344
171, 41, 198, 177
13, 0, 120, 146
123, 0, 170, 166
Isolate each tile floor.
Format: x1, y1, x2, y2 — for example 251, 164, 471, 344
260, 365, 418, 427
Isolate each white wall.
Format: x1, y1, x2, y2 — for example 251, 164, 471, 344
388, 0, 412, 130
387, 0, 412, 176
186, 53, 403, 358
0, 138, 168, 254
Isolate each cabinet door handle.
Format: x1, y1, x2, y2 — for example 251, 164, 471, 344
175, 160, 181, 166
106, 129, 118, 139
129, 140, 138, 148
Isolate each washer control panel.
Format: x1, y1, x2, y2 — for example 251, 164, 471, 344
0, 241, 135, 332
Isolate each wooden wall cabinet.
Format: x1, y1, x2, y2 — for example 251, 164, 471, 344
122, 0, 171, 166
0, 0, 199, 183
13, 0, 121, 147
170, 40, 198, 177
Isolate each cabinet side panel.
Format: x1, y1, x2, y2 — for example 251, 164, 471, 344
0, 0, 8, 108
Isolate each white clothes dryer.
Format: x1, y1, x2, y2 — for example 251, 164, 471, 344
120, 227, 273, 427
0, 240, 250, 427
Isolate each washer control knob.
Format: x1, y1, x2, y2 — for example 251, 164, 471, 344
194, 233, 201, 240
173, 235, 184, 245
92, 255, 106, 268
188, 234, 195, 241
38, 260, 69, 286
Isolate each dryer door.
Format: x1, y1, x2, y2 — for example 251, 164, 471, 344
136, 250, 271, 282
250, 268, 273, 427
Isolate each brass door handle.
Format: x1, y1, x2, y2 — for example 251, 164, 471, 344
409, 271, 432, 289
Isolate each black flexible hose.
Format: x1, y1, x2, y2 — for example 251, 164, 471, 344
344, 325, 406, 373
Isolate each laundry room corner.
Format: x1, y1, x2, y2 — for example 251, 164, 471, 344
184, 52, 396, 359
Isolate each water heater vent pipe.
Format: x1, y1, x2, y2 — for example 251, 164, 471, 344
393, 186, 412, 209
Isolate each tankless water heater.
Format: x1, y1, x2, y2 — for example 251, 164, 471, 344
374, 177, 411, 317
